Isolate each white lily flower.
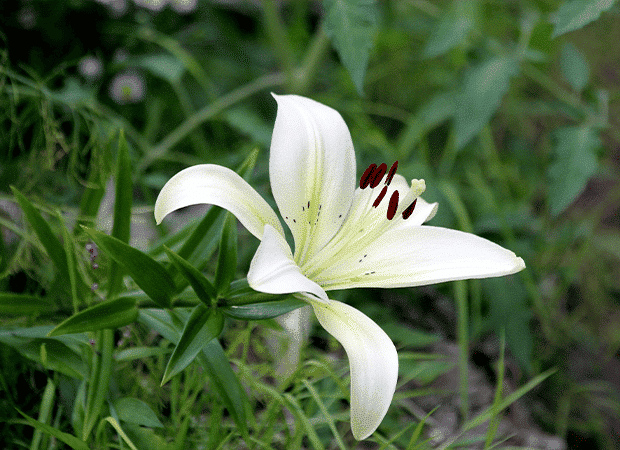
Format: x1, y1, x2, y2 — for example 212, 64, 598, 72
154, 94, 525, 440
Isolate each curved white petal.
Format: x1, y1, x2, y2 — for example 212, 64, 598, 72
270, 94, 356, 263
311, 300, 398, 440
247, 225, 328, 303
154, 164, 284, 240
313, 226, 526, 290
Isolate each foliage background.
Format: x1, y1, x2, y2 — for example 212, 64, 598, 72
1, 0, 620, 448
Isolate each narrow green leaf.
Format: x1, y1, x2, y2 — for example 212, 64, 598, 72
48, 297, 138, 337
324, 0, 378, 94
61, 217, 81, 314
104, 417, 139, 450
109, 130, 133, 297
550, 0, 615, 38
30, 377, 56, 450
162, 305, 224, 385
11, 187, 69, 280
423, 0, 477, 58
463, 368, 556, 432
163, 246, 216, 306
215, 214, 237, 296
560, 43, 590, 92
83, 227, 175, 308
454, 56, 518, 149
114, 397, 164, 428
222, 298, 305, 320
77, 166, 106, 230
17, 409, 89, 450
0, 293, 55, 315
139, 309, 250, 438
83, 330, 114, 440
548, 126, 600, 216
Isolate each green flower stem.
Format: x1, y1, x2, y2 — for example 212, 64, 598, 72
136, 72, 286, 175
260, 0, 296, 91
291, 24, 331, 95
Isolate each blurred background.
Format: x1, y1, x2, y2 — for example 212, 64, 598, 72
1, 0, 620, 448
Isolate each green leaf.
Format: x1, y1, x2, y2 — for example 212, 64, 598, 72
222, 298, 305, 320
163, 246, 216, 306
0, 330, 87, 379
548, 126, 600, 216
104, 417, 139, 450
139, 309, 250, 438
550, 0, 615, 38
482, 277, 533, 370
16, 409, 89, 450
82, 330, 114, 440
135, 53, 185, 83
454, 56, 518, 149
560, 43, 590, 92
396, 93, 455, 156
215, 214, 237, 296
380, 323, 441, 348
11, 187, 69, 281
324, 0, 378, 95
114, 398, 164, 428
83, 228, 175, 308
423, 0, 477, 58
109, 130, 133, 297
48, 297, 138, 336
0, 293, 55, 315
223, 107, 272, 147
162, 305, 224, 385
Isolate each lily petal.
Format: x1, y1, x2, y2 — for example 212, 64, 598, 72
270, 94, 356, 263
313, 226, 525, 290
248, 224, 329, 303
311, 300, 398, 440
154, 164, 284, 240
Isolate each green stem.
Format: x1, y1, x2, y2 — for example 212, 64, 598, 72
291, 25, 331, 95
136, 72, 286, 174
455, 280, 469, 422
260, 0, 296, 90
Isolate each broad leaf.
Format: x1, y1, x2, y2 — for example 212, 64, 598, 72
162, 305, 224, 385
424, 0, 477, 58
114, 397, 164, 428
83, 228, 175, 308
550, 0, 615, 38
482, 276, 533, 370
48, 297, 138, 336
454, 56, 518, 149
560, 42, 590, 92
548, 126, 600, 216
324, 0, 378, 94
164, 246, 216, 306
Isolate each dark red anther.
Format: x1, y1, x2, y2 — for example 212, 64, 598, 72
386, 190, 399, 220
402, 198, 417, 220
372, 185, 388, 208
369, 163, 387, 188
360, 164, 377, 189
385, 161, 398, 185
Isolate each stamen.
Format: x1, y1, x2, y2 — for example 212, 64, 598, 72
387, 190, 399, 220
372, 185, 388, 208
370, 163, 387, 188
402, 198, 417, 220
